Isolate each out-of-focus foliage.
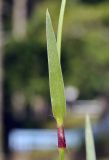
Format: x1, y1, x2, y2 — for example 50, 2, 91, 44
5, 0, 109, 99
5, 38, 49, 100
80, 0, 108, 4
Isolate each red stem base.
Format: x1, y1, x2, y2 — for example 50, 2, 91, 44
57, 126, 66, 148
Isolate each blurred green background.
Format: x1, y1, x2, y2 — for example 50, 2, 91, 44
1, 0, 109, 160
5, 0, 109, 99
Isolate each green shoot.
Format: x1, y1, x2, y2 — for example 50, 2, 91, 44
46, 10, 66, 126
85, 115, 96, 160
46, 1, 66, 160
46, 1, 98, 160
57, 0, 66, 58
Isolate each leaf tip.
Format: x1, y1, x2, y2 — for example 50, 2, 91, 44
46, 9, 50, 19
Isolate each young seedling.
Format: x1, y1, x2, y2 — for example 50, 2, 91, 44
46, 0, 66, 160
46, 1, 97, 160
85, 115, 96, 160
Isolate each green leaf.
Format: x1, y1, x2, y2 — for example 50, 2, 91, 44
46, 10, 66, 126
85, 115, 96, 160
57, 0, 66, 58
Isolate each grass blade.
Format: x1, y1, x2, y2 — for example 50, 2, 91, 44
85, 115, 96, 160
57, 0, 66, 58
46, 10, 66, 126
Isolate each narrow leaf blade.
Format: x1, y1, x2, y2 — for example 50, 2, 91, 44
46, 10, 66, 125
57, 0, 66, 58
85, 115, 96, 160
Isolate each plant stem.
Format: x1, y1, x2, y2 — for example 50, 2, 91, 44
59, 148, 65, 160
58, 126, 66, 160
